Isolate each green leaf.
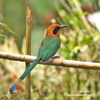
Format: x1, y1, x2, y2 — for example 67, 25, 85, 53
0, 22, 19, 39
49, 77, 60, 85
0, 34, 6, 37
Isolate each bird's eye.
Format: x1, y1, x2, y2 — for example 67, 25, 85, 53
53, 27, 60, 34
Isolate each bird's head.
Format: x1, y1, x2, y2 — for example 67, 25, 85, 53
46, 24, 68, 38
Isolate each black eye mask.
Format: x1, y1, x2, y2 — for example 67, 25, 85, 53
53, 27, 60, 34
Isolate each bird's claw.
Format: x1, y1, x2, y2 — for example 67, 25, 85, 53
52, 56, 60, 59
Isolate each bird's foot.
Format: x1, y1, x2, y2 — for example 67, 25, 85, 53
52, 56, 60, 59
42, 56, 60, 64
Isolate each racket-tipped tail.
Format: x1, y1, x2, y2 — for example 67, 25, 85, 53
9, 58, 39, 93
10, 83, 17, 93
10, 79, 21, 93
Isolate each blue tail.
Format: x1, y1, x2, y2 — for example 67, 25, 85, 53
10, 58, 39, 93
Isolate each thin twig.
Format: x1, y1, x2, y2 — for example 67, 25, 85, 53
73, 0, 91, 35
60, 0, 74, 17
0, 52, 100, 70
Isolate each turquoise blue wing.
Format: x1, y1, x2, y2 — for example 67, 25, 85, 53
37, 36, 60, 62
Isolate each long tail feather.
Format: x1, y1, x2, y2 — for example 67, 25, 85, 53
10, 58, 39, 93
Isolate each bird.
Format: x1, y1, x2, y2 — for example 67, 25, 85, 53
9, 24, 67, 93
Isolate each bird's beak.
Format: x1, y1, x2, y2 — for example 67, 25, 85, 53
59, 25, 68, 29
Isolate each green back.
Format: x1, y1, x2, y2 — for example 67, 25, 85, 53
37, 36, 60, 62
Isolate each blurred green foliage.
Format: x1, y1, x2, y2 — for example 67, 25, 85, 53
0, 0, 100, 100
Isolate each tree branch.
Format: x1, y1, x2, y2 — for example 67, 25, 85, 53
0, 52, 100, 70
